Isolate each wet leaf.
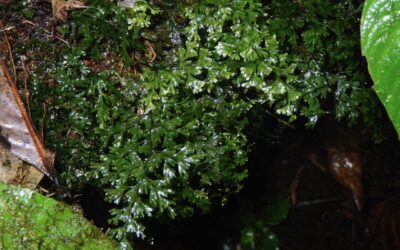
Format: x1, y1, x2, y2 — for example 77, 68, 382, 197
0, 61, 57, 183
262, 197, 291, 226
326, 146, 364, 210
361, 0, 400, 137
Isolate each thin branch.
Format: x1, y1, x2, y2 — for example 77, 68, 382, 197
290, 165, 305, 206
22, 20, 69, 45
145, 40, 157, 62
22, 59, 31, 117
0, 20, 17, 82
296, 197, 344, 207
0, 26, 16, 32
265, 109, 295, 129
40, 102, 48, 142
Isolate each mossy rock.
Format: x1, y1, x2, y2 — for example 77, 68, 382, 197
0, 182, 118, 249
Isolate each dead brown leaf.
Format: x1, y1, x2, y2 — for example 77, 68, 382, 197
0, 60, 58, 183
52, 0, 86, 21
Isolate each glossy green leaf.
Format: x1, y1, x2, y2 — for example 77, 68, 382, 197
361, 0, 400, 136
0, 183, 118, 249
262, 197, 291, 226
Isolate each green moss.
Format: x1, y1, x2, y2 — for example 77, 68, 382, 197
0, 183, 118, 249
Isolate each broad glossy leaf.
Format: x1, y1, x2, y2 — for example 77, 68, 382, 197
361, 0, 400, 136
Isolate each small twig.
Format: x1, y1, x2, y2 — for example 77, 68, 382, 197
265, 110, 295, 129
39, 186, 50, 194
22, 20, 69, 45
0, 26, 16, 32
22, 59, 32, 117
0, 20, 17, 82
289, 165, 305, 206
144, 40, 157, 62
47, 192, 57, 197
308, 152, 327, 172
133, 66, 137, 76
40, 102, 48, 142
296, 197, 344, 207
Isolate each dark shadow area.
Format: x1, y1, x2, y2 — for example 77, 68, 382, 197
131, 111, 400, 250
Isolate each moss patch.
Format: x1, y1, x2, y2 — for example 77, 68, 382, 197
0, 182, 118, 249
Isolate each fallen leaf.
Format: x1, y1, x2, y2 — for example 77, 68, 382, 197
0, 60, 58, 184
52, 0, 85, 21
326, 145, 364, 210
